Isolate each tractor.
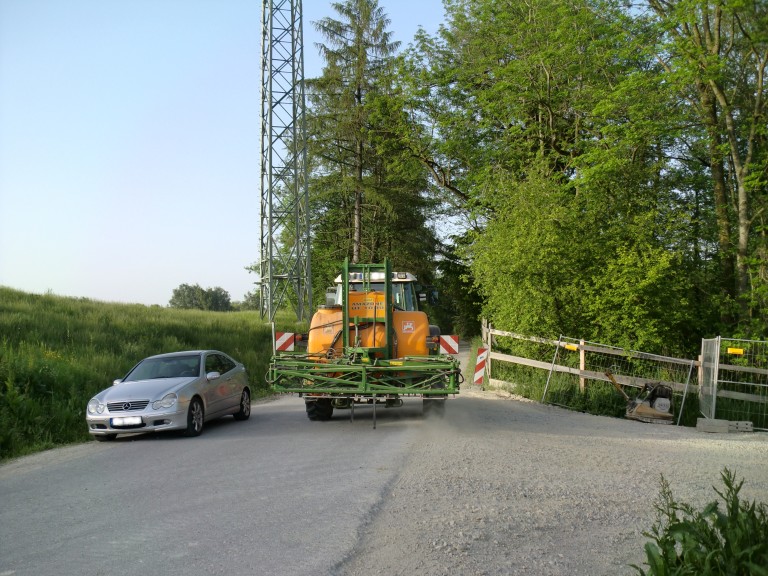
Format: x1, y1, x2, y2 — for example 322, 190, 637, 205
268, 259, 461, 426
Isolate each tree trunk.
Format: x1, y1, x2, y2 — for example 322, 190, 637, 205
701, 84, 736, 321
353, 137, 363, 264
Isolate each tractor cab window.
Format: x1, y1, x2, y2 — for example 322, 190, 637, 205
334, 281, 418, 312
397, 282, 416, 311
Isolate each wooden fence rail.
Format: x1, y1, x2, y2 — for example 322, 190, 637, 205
481, 323, 699, 395
481, 323, 768, 429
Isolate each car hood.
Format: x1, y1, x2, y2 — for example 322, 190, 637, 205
99, 377, 196, 401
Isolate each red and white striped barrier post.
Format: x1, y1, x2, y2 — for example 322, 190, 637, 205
439, 335, 459, 355
275, 332, 295, 352
474, 347, 488, 387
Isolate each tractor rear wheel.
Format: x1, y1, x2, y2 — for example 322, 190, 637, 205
305, 398, 334, 421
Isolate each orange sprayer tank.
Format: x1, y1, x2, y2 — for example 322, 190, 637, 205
307, 306, 343, 359
307, 292, 429, 359
392, 310, 429, 356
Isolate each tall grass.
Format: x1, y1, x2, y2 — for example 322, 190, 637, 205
0, 287, 302, 460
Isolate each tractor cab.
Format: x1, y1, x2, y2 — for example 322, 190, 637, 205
328, 271, 421, 312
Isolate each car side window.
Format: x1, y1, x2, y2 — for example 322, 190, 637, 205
205, 354, 235, 375
205, 355, 220, 375
218, 355, 236, 375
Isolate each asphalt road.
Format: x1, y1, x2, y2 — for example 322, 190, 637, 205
0, 395, 428, 576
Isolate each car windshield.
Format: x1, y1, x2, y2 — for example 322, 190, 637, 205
124, 355, 201, 382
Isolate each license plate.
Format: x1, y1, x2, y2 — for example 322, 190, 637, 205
111, 416, 142, 426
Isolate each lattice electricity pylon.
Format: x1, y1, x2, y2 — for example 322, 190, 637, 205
259, 0, 312, 321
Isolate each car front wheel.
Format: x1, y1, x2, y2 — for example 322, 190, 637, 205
233, 389, 251, 421
183, 398, 204, 437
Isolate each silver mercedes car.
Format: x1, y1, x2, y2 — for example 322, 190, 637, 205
86, 350, 251, 441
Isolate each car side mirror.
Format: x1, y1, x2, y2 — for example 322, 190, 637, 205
206, 371, 221, 381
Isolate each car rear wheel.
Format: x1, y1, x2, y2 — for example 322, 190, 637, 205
94, 433, 117, 442
233, 389, 251, 421
184, 398, 204, 437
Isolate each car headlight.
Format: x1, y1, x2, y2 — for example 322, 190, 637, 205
152, 393, 178, 410
87, 398, 106, 415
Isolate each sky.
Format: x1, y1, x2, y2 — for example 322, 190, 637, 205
0, 0, 446, 306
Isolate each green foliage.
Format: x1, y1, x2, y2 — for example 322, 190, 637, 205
470, 163, 587, 339
399, 0, 706, 353
168, 283, 232, 311
0, 287, 280, 460
583, 237, 694, 353
633, 469, 768, 575
386, 0, 768, 350
233, 289, 260, 312
428, 240, 482, 337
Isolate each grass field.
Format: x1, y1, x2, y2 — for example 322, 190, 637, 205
0, 287, 303, 460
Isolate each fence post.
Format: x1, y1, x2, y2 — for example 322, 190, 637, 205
579, 339, 586, 392
676, 359, 696, 426
713, 336, 720, 419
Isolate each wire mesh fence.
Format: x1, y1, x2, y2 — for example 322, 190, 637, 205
483, 324, 768, 428
540, 336, 695, 423
700, 337, 768, 430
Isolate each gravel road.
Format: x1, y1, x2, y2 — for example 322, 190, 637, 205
337, 386, 768, 575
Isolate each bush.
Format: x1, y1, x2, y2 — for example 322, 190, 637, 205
633, 468, 768, 575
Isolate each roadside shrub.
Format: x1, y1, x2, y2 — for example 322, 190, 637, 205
633, 468, 768, 575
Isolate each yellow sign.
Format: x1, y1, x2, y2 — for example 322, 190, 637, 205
727, 347, 745, 355
348, 291, 386, 318
564, 343, 578, 351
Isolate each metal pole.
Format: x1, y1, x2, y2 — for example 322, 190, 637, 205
676, 359, 695, 426
542, 335, 563, 403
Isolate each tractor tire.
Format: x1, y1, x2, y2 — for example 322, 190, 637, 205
305, 398, 334, 421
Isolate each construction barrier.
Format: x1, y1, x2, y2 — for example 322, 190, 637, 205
439, 335, 459, 355
275, 332, 295, 352
474, 347, 488, 387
